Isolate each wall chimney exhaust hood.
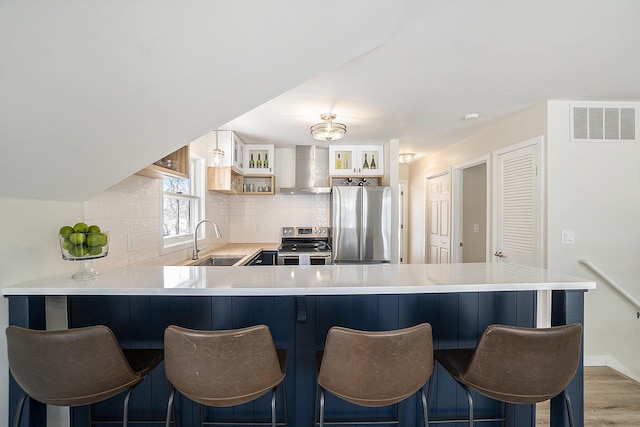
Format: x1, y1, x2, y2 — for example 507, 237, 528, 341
280, 146, 331, 195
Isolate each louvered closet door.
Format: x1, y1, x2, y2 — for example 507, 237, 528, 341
495, 141, 542, 267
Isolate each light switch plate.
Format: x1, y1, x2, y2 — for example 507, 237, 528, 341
561, 230, 575, 244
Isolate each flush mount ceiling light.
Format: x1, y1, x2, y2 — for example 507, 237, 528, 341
399, 153, 416, 163
464, 113, 480, 120
211, 129, 225, 166
310, 113, 347, 141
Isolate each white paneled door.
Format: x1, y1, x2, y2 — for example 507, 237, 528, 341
494, 137, 543, 267
427, 173, 451, 264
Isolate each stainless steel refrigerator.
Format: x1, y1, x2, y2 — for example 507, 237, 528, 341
331, 186, 391, 264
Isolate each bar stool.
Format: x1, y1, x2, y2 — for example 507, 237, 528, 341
429, 323, 583, 427
6, 325, 164, 427
164, 324, 287, 427
315, 323, 434, 427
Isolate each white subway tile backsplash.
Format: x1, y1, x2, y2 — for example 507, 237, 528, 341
127, 244, 161, 265
91, 219, 130, 235
130, 217, 159, 233
127, 231, 160, 251
84, 175, 163, 270
127, 202, 160, 219
228, 193, 330, 242
83, 156, 331, 268
94, 251, 129, 269
108, 234, 128, 254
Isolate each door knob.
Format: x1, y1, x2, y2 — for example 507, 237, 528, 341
494, 251, 505, 258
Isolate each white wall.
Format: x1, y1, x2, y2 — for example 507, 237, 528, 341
407, 103, 548, 263
0, 197, 84, 423
407, 100, 640, 379
546, 100, 640, 378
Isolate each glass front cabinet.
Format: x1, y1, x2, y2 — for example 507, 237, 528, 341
244, 144, 275, 175
329, 145, 384, 176
231, 132, 245, 172
208, 140, 275, 195
210, 130, 244, 173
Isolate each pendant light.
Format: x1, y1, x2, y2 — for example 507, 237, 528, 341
311, 113, 347, 141
211, 129, 225, 166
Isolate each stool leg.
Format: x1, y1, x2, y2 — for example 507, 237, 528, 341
12, 393, 28, 427
165, 386, 176, 427
459, 383, 474, 427
419, 388, 429, 427
122, 388, 134, 427
172, 394, 177, 426
563, 390, 575, 427
319, 388, 326, 427
426, 375, 436, 425
271, 388, 277, 427
503, 402, 509, 427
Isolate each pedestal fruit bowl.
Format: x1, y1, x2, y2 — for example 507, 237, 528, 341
59, 223, 109, 279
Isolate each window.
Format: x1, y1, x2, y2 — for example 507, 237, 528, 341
162, 157, 205, 248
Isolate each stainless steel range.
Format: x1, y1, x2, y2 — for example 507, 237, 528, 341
277, 226, 332, 265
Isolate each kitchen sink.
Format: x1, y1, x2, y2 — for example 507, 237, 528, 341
193, 256, 244, 266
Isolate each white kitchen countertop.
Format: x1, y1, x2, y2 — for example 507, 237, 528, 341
2, 263, 595, 297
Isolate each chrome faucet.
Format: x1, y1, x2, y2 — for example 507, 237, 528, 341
192, 219, 222, 260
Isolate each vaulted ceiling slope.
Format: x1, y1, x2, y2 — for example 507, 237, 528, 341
0, 1, 403, 201
3, 1, 640, 202
224, 0, 640, 157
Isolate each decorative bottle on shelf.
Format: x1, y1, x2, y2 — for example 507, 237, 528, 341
264, 153, 269, 169
370, 154, 376, 169
249, 153, 255, 168
362, 153, 369, 169
344, 153, 350, 170
336, 153, 342, 169
256, 153, 262, 168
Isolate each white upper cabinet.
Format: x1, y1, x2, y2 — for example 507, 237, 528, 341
245, 144, 275, 175
231, 132, 245, 172
329, 145, 384, 176
210, 130, 245, 173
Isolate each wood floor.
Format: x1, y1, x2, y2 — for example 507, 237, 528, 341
536, 366, 640, 426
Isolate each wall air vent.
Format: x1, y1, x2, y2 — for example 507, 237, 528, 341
571, 103, 637, 143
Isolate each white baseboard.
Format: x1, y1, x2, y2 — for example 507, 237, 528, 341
584, 355, 640, 383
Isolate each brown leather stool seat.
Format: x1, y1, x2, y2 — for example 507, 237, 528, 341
430, 323, 583, 427
6, 325, 164, 427
164, 324, 287, 427
315, 323, 434, 427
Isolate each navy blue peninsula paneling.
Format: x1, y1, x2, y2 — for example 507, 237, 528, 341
59, 291, 537, 427
4, 263, 593, 427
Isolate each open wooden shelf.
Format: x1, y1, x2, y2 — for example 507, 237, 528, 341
136, 145, 190, 179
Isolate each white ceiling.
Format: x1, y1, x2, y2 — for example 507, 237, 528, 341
2, 0, 640, 201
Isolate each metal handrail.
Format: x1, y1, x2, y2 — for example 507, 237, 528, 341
579, 259, 640, 318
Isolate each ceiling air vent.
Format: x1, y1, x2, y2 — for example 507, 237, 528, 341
571, 104, 637, 143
